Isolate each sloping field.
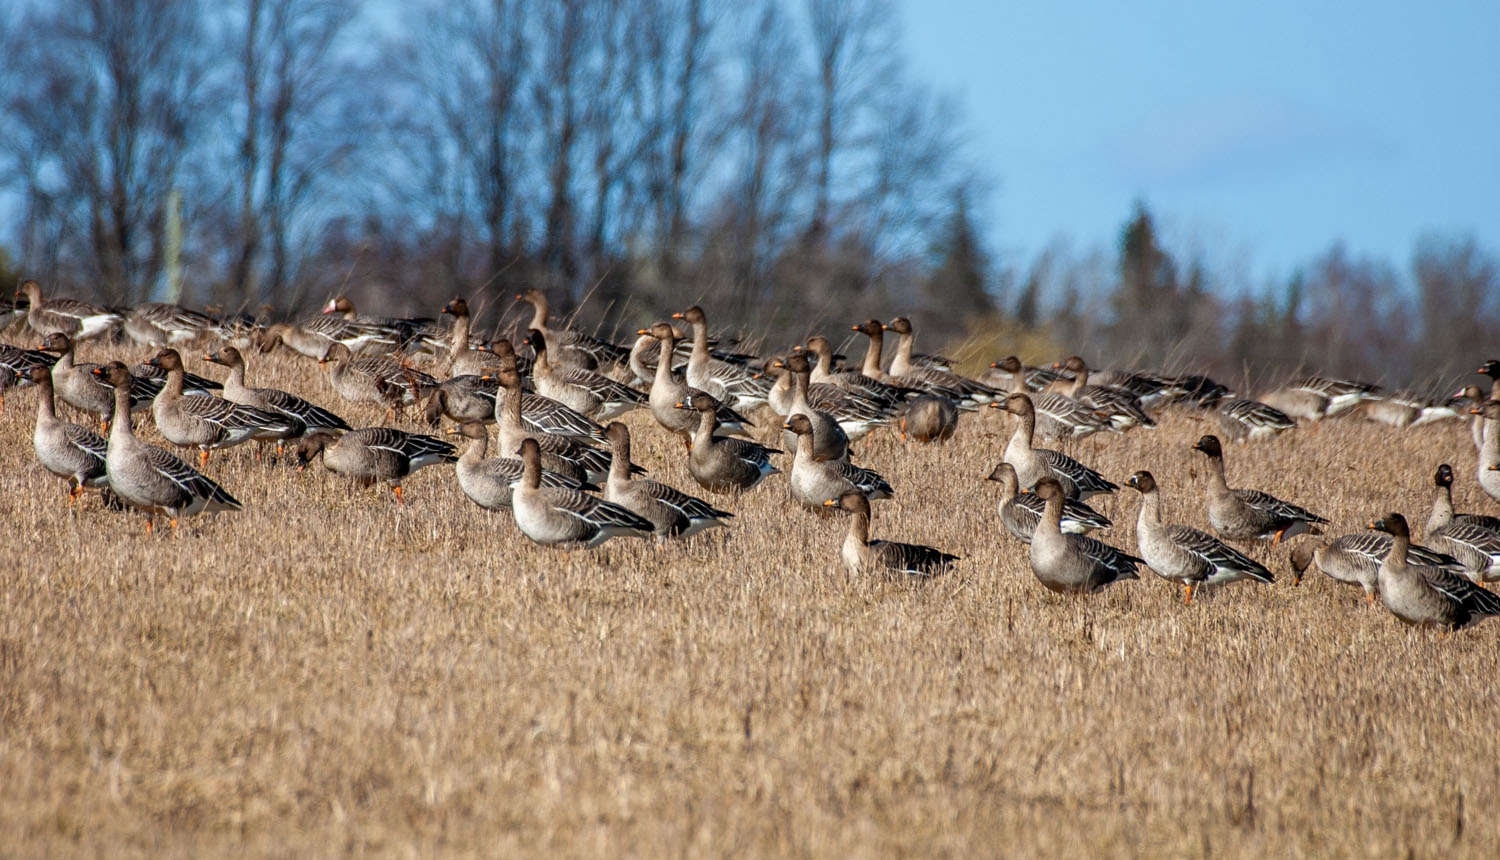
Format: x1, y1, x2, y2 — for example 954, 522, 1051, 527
1, 350, 1496, 858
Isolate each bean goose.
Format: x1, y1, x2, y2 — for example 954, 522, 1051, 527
449, 421, 592, 511
1472, 401, 1500, 503
1426, 463, 1500, 534
1125, 470, 1273, 603
440, 298, 501, 378
986, 462, 1110, 543
986, 357, 1109, 440
882, 317, 999, 403
765, 358, 891, 442
1295, 375, 1379, 416
783, 413, 892, 509
774, 353, 849, 461
640, 323, 752, 438
320, 342, 439, 413
1367, 513, 1500, 631
898, 394, 958, 444
514, 288, 627, 371
1028, 478, 1142, 594
122, 302, 217, 348
16, 280, 121, 341
823, 491, 959, 578
802, 334, 913, 407
511, 438, 654, 549
0, 342, 55, 409
1053, 356, 1155, 430
601, 422, 731, 540
295, 427, 457, 504
39, 332, 148, 426
980, 356, 1067, 392
1289, 533, 1464, 603
1192, 434, 1326, 544
525, 329, 644, 420
29, 365, 108, 502
205, 345, 351, 439
489, 363, 623, 484
1000, 393, 1117, 500
674, 392, 781, 494
1216, 398, 1295, 442
90, 362, 242, 531
322, 296, 442, 353
670, 306, 770, 410
148, 348, 299, 465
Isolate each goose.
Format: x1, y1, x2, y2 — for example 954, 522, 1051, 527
0, 342, 55, 410
1426, 464, 1500, 533
1295, 375, 1380, 416
1288, 532, 1464, 602
1053, 356, 1155, 430
424, 373, 499, 426
89, 361, 241, 532
1257, 386, 1332, 424
1215, 398, 1295, 442
440, 298, 501, 378
256, 319, 379, 359
979, 356, 1066, 393
214, 310, 265, 352
449, 421, 592, 511
320, 342, 439, 414
1125, 470, 1274, 603
670, 306, 770, 410
205, 345, 351, 440
773, 353, 849, 461
999, 393, 1117, 500
322, 296, 443, 354
985, 360, 1110, 440
601, 422, 731, 540
38, 332, 148, 426
1191, 434, 1327, 544
16, 280, 121, 341
1367, 513, 1500, 631
1424, 520, 1500, 585
1478, 360, 1500, 403
511, 438, 654, 549
1472, 401, 1500, 503
674, 392, 781, 494
525, 329, 644, 420
28, 364, 108, 503
882, 317, 999, 403
1358, 390, 1460, 428
122, 302, 217, 348
489, 363, 621, 484
1028, 478, 1142, 594
295, 427, 457, 504
822, 491, 959, 578
640, 323, 752, 439
148, 348, 299, 465
986, 462, 1110, 543
765, 357, 891, 442
801, 335, 913, 407
783, 413, 891, 509
898, 394, 958, 444
514, 288, 627, 371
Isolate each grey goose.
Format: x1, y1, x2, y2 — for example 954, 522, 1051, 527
1125, 470, 1273, 603
601, 422, 732, 540
16, 280, 120, 341
986, 462, 1110, 544
296, 427, 457, 504
999, 393, 1117, 500
511, 438, 654, 549
1028, 479, 1141, 594
449, 421, 593, 511
823, 492, 959, 579
1368, 513, 1500, 632
674, 392, 781, 494
783, 413, 892, 510
28, 364, 108, 503
1192, 434, 1326, 544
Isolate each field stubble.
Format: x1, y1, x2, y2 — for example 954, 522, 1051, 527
1, 349, 1497, 857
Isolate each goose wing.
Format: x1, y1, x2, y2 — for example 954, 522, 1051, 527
870, 539, 960, 577
1165, 524, 1274, 582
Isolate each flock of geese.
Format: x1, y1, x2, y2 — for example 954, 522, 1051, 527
5, 279, 1500, 635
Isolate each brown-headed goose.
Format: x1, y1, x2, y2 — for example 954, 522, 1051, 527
822, 491, 959, 578
773, 353, 849, 460
449, 421, 592, 511
986, 462, 1110, 543
320, 342, 439, 414
674, 392, 781, 494
1289, 533, 1464, 603
1053, 356, 1155, 430
1125, 470, 1273, 603
322, 295, 443, 354
514, 288, 627, 371
1215, 398, 1295, 442
999, 393, 1117, 500
29, 365, 108, 503
90, 361, 241, 531
670, 306, 770, 410
1191, 434, 1327, 544
489, 363, 621, 484
511, 437, 654, 549
640, 323, 752, 438
1029, 478, 1142, 594
802, 334, 912, 407
122, 302, 217, 348
1426, 464, 1500, 534
898, 394, 958, 444
783, 413, 891, 509
601, 422, 731, 539
1367, 513, 1500, 631
16, 280, 120, 341
525, 328, 644, 420
1472, 401, 1500, 503
440, 298, 501, 378
882, 317, 999, 403
148, 348, 298, 465
295, 427, 457, 504
205, 345, 351, 438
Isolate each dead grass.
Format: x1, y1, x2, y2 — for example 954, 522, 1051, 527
1, 345, 1497, 858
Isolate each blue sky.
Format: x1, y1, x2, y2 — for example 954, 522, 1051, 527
899, 0, 1499, 287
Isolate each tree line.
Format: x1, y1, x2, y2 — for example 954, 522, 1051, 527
0, 0, 1493, 394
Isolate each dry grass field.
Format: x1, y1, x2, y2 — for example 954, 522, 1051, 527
2, 346, 1498, 858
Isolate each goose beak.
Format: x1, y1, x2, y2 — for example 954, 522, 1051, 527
671, 312, 685, 320
822, 499, 840, 509
673, 401, 688, 410
781, 422, 793, 430
636, 328, 650, 336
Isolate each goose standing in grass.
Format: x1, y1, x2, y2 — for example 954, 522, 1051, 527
1426, 463, 1500, 534
449, 421, 592, 511
525, 329, 644, 420
1215, 397, 1295, 442
206, 345, 351, 440
425, 373, 499, 425
1125, 470, 1274, 603
774, 353, 849, 460
322, 295, 443, 354
148, 348, 298, 465
1053, 356, 1155, 431
39, 332, 144, 427
1028, 478, 1142, 594
16, 280, 121, 341
295, 427, 457, 504
1367, 513, 1500, 632
515, 288, 627, 371
1191, 434, 1327, 544
29, 365, 108, 503
675, 392, 781, 494
802, 334, 912, 407
1472, 401, 1500, 503
512, 438, 654, 549
766, 355, 891, 442
986, 357, 1109, 440
489, 363, 619, 484
882, 317, 999, 404
1000, 393, 1118, 500
641, 323, 752, 440
601, 422, 731, 540
784, 413, 892, 509
91, 362, 241, 532
1289, 533, 1465, 603
823, 492, 959, 578
440, 298, 501, 378
670, 306, 770, 411
986, 462, 1110, 543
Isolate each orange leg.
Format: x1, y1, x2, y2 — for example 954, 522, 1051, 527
1271, 528, 1286, 548
199, 449, 210, 469
68, 484, 84, 506
1365, 591, 1376, 606
169, 518, 179, 532
145, 518, 155, 535
1183, 582, 1195, 605
392, 485, 405, 505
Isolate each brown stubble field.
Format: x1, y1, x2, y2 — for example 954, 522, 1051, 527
1, 347, 1498, 858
